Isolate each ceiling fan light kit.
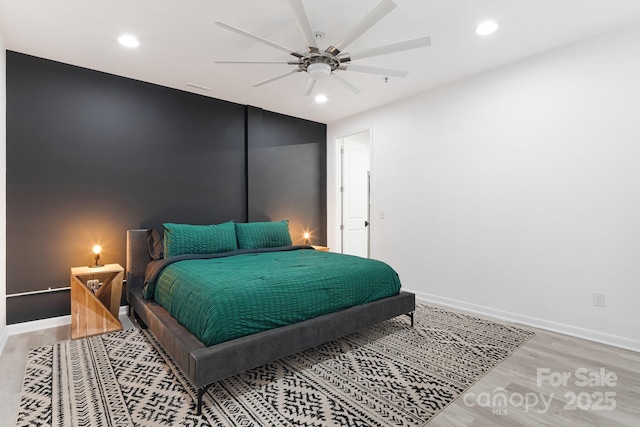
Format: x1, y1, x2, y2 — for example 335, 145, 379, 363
214, 0, 430, 97
307, 62, 331, 80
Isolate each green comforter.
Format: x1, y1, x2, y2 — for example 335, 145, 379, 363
151, 248, 401, 346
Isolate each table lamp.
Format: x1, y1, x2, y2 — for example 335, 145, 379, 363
90, 244, 104, 268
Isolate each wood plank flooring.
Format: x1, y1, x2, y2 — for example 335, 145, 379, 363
428, 324, 640, 426
0, 310, 638, 427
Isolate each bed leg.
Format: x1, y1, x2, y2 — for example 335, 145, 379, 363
196, 384, 212, 416
407, 312, 414, 327
133, 311, 148, 329
196, 388, 204, 416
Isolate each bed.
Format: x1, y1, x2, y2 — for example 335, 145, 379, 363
125, 225, 415, 414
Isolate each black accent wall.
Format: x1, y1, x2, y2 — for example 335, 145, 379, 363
6, 52, 326, 324
246, 106, 326, 242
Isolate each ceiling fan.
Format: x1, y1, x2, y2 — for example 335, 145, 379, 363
214, 0, 431, 96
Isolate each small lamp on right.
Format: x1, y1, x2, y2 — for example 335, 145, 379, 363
303, 232, 310, 246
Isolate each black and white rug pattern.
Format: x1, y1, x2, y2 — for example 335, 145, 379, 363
16, 304, 535, 426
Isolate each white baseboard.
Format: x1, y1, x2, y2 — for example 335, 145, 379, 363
6, 306, 129, 337
408, 289, 640, 353
0, 326, 8, 356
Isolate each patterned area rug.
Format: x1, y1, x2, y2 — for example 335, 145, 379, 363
16, 303, 534, 426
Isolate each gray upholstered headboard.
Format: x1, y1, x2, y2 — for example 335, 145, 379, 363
126, 229, 149, 290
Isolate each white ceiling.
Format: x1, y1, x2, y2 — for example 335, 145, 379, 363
2, 0, 640, 124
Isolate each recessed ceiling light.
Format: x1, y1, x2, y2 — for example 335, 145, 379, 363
476, 21, 499, 36
118, 34, 139, 48
315, 94, 328, 103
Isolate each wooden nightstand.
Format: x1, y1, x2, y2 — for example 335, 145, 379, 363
311, 245, 330, 252
70, 263, 124, 339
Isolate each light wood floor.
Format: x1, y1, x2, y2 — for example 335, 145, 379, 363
428, 324, 640, 426
0, 311, 638, 427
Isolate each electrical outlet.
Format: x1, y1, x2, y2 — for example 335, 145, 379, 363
593, 292, 605, 307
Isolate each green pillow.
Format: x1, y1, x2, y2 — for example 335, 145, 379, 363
235, 220, 292, 249
163, 221, 238, 257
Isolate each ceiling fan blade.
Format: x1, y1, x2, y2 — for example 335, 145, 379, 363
332, 74, 361, 94
339, 36, 431, 62
215, 21, 303, 58
288, 0, 319, 51
340, 64, 408, 78
215, 60, 296, 64
253, 70, 302, 87
304, 78, 316, 96
330, 0, 396, 53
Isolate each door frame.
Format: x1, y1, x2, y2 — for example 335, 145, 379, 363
334, 126, 373, 255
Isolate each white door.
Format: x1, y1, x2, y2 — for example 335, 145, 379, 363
341, 131, 371, 257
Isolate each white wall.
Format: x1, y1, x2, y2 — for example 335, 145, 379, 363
0, 28, 7, 354
328, 22, 640, 351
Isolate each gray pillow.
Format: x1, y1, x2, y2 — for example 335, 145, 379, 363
146, 227, 164, 260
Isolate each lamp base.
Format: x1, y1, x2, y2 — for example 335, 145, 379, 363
89, 264, 104, 268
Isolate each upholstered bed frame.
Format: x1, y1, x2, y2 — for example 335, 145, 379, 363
126, 229, 416, 414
